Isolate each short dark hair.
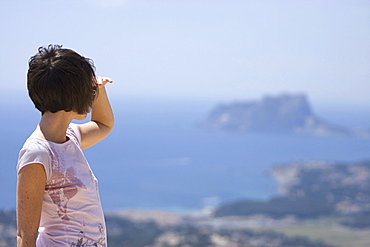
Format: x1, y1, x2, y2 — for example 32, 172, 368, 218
27, 44, 97, 114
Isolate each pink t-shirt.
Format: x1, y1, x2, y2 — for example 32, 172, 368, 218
17, 123, 107, 246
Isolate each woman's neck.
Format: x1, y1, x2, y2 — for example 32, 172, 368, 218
37, 111, 74, 143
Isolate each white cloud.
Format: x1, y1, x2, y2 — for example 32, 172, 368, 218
160, 157, 191, 167
135, 157, 192, 167
87, 0, 128, 7
202, 196, 221, 207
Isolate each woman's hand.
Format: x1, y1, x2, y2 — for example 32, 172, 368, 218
96, 76, 113, 87
78, 76, 114, 149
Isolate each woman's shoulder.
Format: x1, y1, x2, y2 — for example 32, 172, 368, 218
67, 123, 82, 145
17, 136, 53, 181
20, 136, 51, 158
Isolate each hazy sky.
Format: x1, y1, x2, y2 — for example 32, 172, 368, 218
0, 0, 369, 106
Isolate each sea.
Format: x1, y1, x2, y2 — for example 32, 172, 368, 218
1, 94, 370, 212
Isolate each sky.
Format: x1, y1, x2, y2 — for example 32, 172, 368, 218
0, 0, 369, 106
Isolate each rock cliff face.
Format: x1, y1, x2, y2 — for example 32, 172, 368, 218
203, 93, 368, 136
214, 160, 370, 223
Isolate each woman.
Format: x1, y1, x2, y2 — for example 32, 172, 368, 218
16, 45, 114, 246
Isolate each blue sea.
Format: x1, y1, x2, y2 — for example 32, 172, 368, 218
1, 94, 370, 212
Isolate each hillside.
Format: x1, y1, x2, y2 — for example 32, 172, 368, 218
214, 160, 370, 228
2, 160, 370, 246
2, 158, 370, 247
0, 209, 336, 247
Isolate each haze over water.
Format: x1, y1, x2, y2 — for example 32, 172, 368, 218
2, 95, 369, 211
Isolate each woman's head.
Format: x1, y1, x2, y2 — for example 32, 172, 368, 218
27, 45, 97, 115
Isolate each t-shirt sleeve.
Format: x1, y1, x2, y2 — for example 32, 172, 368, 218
17, 141, 52, 181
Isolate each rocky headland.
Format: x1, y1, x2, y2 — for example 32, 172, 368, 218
202, 93, 370, 137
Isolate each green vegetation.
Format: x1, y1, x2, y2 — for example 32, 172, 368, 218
2, 160, 370, 246
0, 210, 337, 247
151, 225, 335, 247
0, 210, 16, 247
105, 215, 162, 247
215, 160, 370, 230
339, 211, 370, 229
214, 196, 333, 219
270, 217, 370, 247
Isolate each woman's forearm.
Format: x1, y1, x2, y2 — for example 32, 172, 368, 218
91, 84, 114, 131
78, 76, 114, 149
